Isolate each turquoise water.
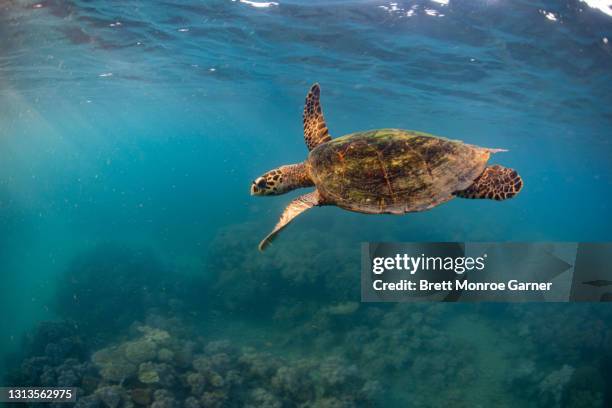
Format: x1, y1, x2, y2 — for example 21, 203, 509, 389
1, 0, 612, 406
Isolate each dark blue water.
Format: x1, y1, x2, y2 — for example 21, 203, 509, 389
1, 0, 612, 406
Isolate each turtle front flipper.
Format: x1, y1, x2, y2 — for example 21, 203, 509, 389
454, 165, 523, 201
303, 83, 331, 151
259, 190, 322, 251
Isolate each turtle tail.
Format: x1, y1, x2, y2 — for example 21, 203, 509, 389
454, 165, 523, 201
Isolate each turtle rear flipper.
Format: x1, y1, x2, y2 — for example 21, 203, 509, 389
454, 165, 523, 201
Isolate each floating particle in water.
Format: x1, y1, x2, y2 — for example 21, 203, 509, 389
99, 73, 113, 77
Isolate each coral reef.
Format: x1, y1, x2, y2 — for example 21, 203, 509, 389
6, 325, 99, 408
506, 304, 612, 364
206, 223, 361, 315
6, 320, 97, 396
538, 365, 575, 407
10, 316, 379, 407
204, 224, 490, 405
6, 232, 612, 408
22, 320, 88, 365
89, 319, 377, 407
502, 304, 612, 407
277, 303, 468, 374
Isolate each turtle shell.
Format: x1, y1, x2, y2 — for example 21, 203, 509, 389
307, 129, 491, 214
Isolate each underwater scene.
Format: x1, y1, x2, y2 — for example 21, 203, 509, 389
2, 0, 612, 406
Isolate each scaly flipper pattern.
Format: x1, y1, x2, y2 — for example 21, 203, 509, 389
303, 84, 331, 151
454, 165, 523, 200
259, 190, 322, 251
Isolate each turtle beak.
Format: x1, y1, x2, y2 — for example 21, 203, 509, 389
251, 177, 268, 196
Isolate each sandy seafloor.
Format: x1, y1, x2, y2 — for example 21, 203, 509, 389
1, 0, 612, 406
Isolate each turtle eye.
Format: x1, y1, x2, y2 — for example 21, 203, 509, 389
256, 178, 267, 188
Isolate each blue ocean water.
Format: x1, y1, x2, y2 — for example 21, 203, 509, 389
1, 0, 612, 406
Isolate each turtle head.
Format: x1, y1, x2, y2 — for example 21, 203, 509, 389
251, 163, 313, 196
251, 168, 289, 196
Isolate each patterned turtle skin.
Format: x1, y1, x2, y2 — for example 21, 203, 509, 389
307, 129, 491, 214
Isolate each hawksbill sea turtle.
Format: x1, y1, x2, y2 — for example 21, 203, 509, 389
251, 84, 523, 251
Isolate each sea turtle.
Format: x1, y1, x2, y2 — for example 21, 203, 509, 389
251, 84, 523, 251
